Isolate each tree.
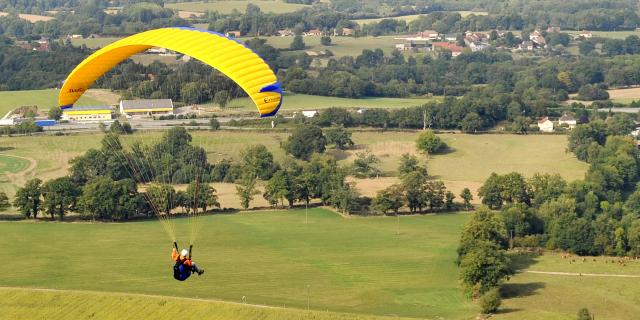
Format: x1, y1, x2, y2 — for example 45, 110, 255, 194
0, 192, 10, 211
458, 207, 509, 258
236, 174, 259, 209
79, 178, 138, 220
577, 84, 609, 101
42, 177, 80, 220
13, 178, 42, 218
459, 241, 511, 297
145, 183, 176, 216
398, 153, 426, 176
186, 181, 219, 213
416, 130, 444, 154
241, 144, 277, 180
324, 127, 354, 149
511, 116, 531, 134
263, 169, 296, 207
320, 36, 332, 46
290, 35, 305, 50
48, 106, 62, 120
213, 90, 230, 108
209, 118, 220, 130
479, 287, 501, 314
460, 112, 483, 133
579, 40, 595, 55
460, 188, 473, 210
478, 173, 503, 209
445, 191, 456, 210
372, 185, 404, 214
401, 170, 427, 213
285, 125, 326, 160
352, 151, 380, 178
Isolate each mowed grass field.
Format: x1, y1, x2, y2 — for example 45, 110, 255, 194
0, 208, 477, 319
254, 35, 402, 57
225, 92, 439, 111
0, 155, 31, 174
0, 89, 108, 116
165, 0, 311, 14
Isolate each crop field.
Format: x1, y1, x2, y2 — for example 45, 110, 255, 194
0, 89, 107, 116
70, 37, 123, 48
607, 87, 640, 104
225, 93, 439, 111
352, 11, 488, 25
0, 208, 477, 319
165, 0, 311, 14
567, 30, 640, 40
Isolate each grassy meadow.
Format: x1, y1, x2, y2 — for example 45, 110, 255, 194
0, 287, 414, 320
0, 130, 587, 207
0, 89, 109, 116
0, 208, 477, 319
351, 11, 488, 26
254, 35, 402, 57
225, 92, 439, 111
567, 30, 640, 40
165, 0, 311, 14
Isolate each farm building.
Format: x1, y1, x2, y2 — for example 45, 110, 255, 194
120, 99, 174, 116
558, 113, 577, 129
62, 105, 114, 121
538, 117, 554, 132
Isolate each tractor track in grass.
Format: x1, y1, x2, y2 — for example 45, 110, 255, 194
526, 270, 640, 278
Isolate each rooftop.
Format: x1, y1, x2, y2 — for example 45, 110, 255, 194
63, 105, 113, 111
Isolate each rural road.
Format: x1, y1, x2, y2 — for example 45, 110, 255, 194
526, 270, 640, 278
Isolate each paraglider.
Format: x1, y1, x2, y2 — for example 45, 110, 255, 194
59, 27, 283, 281
58, 27, 282, 117
172, 242, 204, 281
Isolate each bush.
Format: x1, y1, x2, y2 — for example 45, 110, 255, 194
479, 287, 501, 314
416, 130, 445, 154
577, 84, 609, 101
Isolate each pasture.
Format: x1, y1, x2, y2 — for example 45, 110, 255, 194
254, 35, 402, 57
495, 252, 640, 320
225, 92, 439, 111
165, 0, 311, 14
0, 89, 108, 116
0, 208, 476, 319
0, 131, 587, 204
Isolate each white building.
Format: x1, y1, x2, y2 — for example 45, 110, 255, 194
302, 110, 318, 118
558, 113, 577, 129
538, 117, 554, 132
120, 99, 174, 117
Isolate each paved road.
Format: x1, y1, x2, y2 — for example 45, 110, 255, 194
43, 117, 255, 133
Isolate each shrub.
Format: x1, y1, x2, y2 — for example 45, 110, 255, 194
479, 287, 501, 314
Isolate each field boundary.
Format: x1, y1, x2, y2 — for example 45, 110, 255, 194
526, 270, 640, 278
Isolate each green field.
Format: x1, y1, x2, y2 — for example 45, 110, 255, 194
165, 0, 310, 14
0, 131, 587, 200
0, 155, 31, 174
254, 35, 402, 57
225, 92, 439, 111
567, 30, 640, 40
70, 37, 122, 48
0, 287, 411, 320
0, 209, 477, 318
0, 89, 106, 116
495, 253, 640, 320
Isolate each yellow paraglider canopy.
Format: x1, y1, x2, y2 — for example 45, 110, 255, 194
58, 27, 282, 117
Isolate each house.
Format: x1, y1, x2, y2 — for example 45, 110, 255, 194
418, 29, 439, 39
302, 110, 318, 118
518, 41, 534, 51
529, 30, 546, 46
444, 34, 458, 42
305, 50, 319, 56
468, 42, 489, 52
578, 30, 593, 38
432, 42, 463, 57
341, 28, 354, 36
278, 29, 294, 37
225, 30, 241, 38
538, 117, 554, 132
394, 38, 430, 51
558, 113, 577, 129
119, 99, 174, 117
61, 105, 114, 122
304, 29, 322, 36
547, 26, 561, 33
